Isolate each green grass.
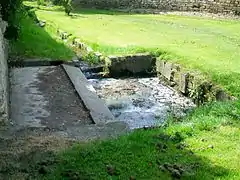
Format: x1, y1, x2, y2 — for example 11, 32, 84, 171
42, 101, 240, 180
26, 3, 240, 97
14, 2, 240, 179
10, 11, 74, 60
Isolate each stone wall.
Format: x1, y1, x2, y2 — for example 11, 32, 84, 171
105, 54, 155, 77
156, 59, 232, 105
0, 18, 8, 125
72, 0, 240, 14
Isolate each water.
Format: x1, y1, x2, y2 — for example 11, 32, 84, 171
88, 77, 195, 129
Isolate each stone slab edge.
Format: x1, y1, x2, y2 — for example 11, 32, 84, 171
54, 25, 103, 60
0, 19, 9, 125
62, 64, 117, 125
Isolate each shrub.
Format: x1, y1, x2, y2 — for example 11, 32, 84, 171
37, 0, 48, 6
62, 0, 73, 16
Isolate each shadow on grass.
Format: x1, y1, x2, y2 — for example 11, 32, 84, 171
10, 13, 74, 61
23, 129, 231, 180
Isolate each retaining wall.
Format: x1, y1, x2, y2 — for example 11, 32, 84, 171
0, 18, 8, 124
156, 59, 232, 104
72, 0, 240, 14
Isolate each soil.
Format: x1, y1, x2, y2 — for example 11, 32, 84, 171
0, 129, 75, 180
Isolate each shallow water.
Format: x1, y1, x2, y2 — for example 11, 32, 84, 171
88, 77, 195, 129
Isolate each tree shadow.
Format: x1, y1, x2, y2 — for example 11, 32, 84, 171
25, 129, 234, 180
10, 13, 74, 62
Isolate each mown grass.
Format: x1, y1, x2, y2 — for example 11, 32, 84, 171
15, 1, 240, 179
25, 1, 240, 97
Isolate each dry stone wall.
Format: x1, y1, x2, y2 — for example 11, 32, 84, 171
0, 18, 8, 124
72, 0, 240, 14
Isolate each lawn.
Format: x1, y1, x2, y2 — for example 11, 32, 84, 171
28, 3, 240, 97
12, 2, 240, 179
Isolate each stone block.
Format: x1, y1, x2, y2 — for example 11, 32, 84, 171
215, 88, 231, 101
86, 46, 93, 53
62, 65, 115, 124
179, 73, 189, 94
106, 53, 154, 76
162, 62, 173, 80
156, 59, 165, 74
172, 66, 181, 86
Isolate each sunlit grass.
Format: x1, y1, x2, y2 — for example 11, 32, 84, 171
17, 2, 240, 179
30, 4, 240, 97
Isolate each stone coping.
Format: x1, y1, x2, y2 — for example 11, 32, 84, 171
62, 64, 119, 124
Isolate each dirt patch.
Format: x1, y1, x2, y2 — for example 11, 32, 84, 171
0, 129, 75, 180
3, 65, 95, 179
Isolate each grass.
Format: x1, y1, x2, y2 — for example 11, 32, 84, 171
24, 2, 240, 97
10, 10, 74, 60
42, 101, 240, 180
11, 1, 240, 179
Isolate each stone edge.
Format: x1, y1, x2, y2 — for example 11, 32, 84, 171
62, 64, 123, 125
156, 58, 235, 104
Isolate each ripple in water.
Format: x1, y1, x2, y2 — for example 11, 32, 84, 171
88, 78, 195, 129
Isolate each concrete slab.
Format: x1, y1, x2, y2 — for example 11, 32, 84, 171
62, 64, 116, 124
10, 66, 92, 129
10, 67, 50, 128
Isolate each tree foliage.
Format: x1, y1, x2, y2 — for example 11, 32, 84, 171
63, 0, 73, 16
0, 0, 22, 22
0, 0, 23, 39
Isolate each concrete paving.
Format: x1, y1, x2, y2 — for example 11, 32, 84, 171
10, 66, 92, 130
10, 67, 50, 128
9, 65, 129, 140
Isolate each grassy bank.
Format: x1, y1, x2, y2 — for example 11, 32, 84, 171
10, 10, 74, 60
42, 101, 240, 180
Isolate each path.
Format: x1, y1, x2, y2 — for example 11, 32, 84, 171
6, 64, 128, 140
10, 66, 92, 130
